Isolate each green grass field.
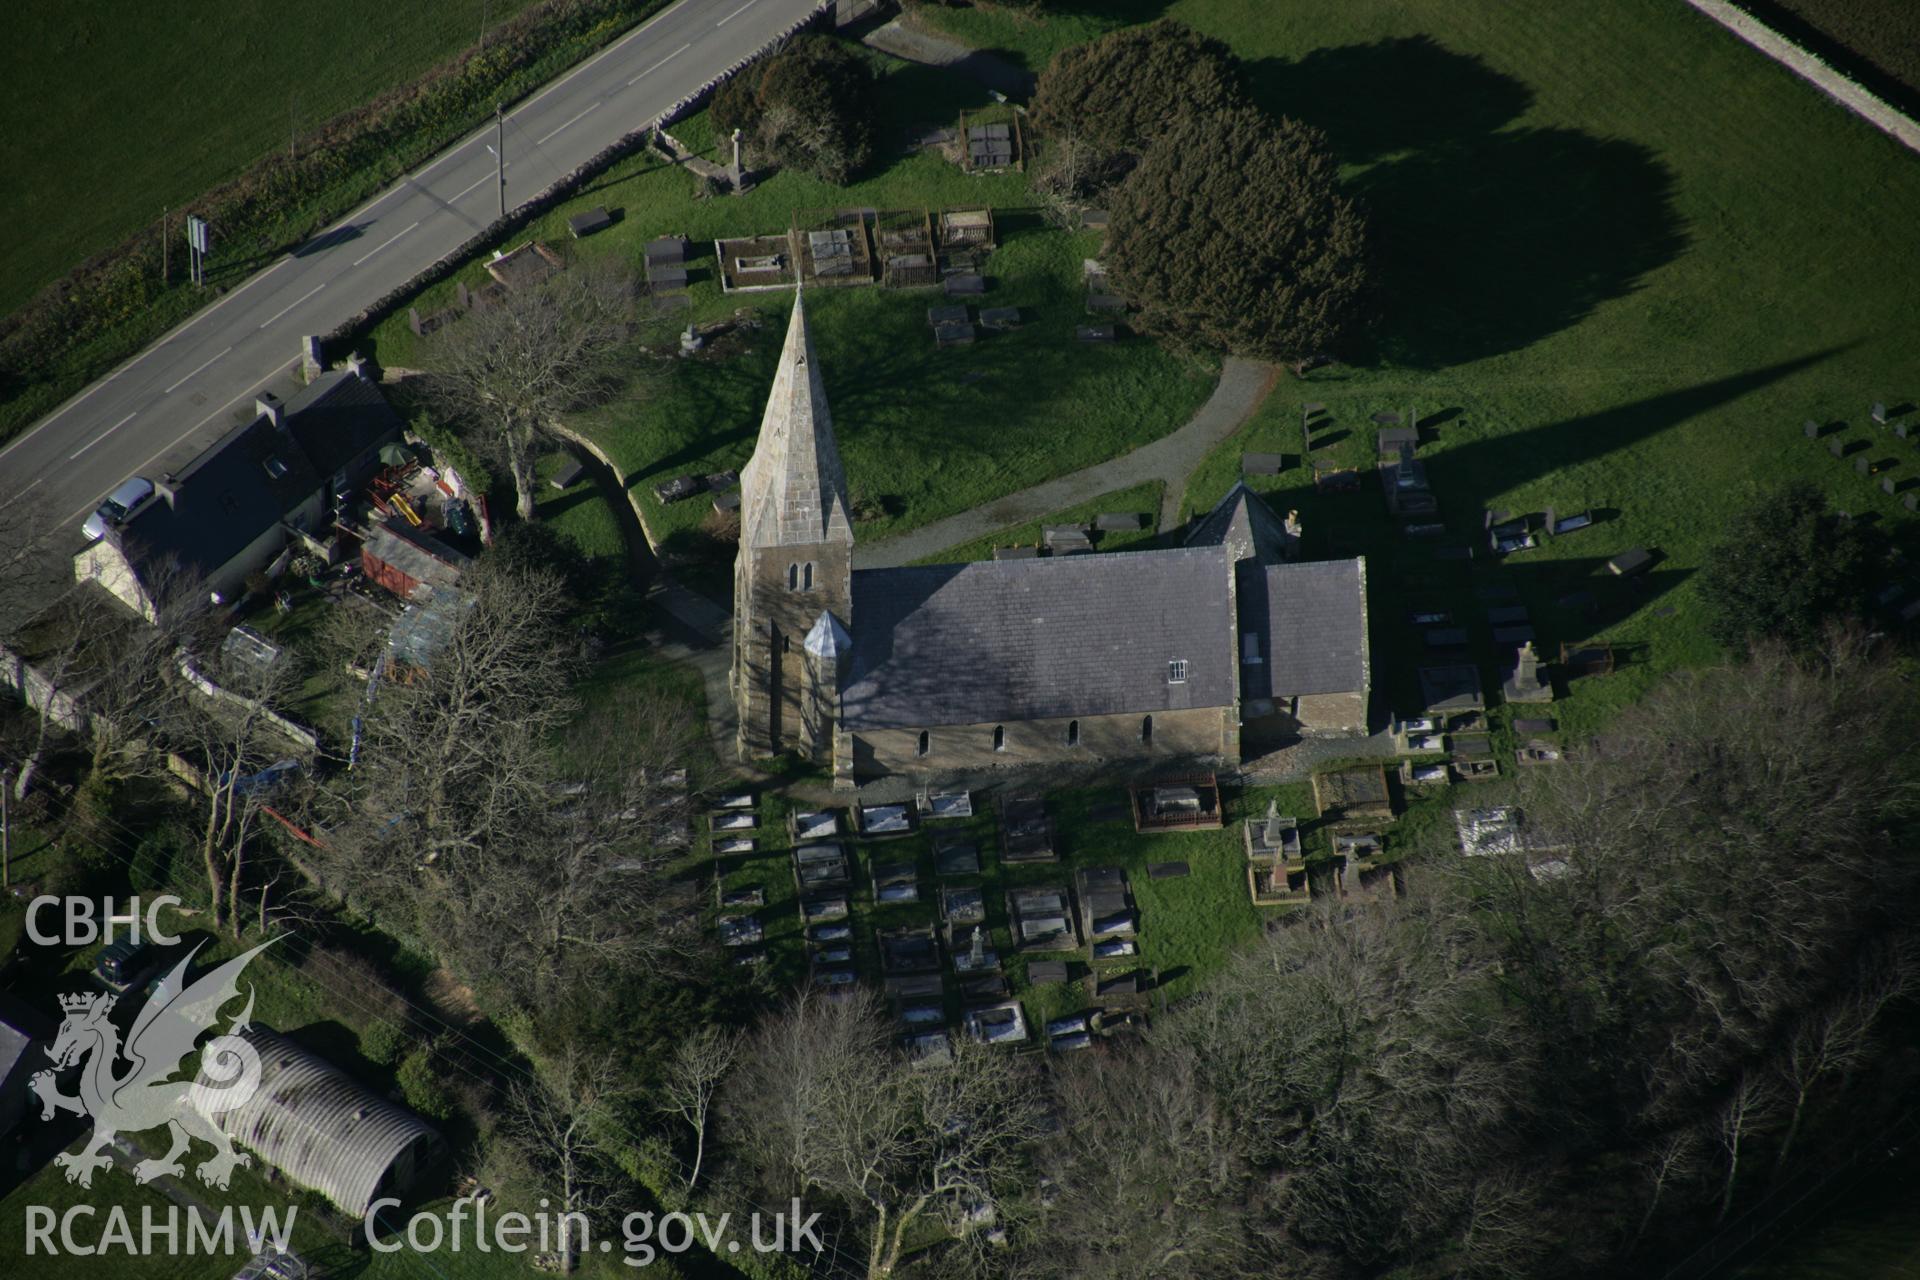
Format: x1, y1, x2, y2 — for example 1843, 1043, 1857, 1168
914, 480, 1165, 563
912, 0, 1920, 739
0, 0, 542, 316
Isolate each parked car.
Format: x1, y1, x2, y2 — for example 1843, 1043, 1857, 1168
95, 937, 168, 992
81, 476, 155, 541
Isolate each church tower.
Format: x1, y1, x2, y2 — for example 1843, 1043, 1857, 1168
731, 292, 854, 759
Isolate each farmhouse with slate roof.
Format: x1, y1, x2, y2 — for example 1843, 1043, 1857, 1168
75, 365, 403, 617
731, 294, 1370, 786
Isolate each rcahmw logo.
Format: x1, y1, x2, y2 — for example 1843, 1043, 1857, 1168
22, 917, 297, 1258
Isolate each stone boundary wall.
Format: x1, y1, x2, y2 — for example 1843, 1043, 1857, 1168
325, 2, 833, 354
547, 421, 664, 551
1689, 0, 1920, 154
0, 642, 86, 732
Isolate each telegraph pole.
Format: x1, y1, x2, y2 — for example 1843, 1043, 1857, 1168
495, 104, 506, 219
2, 766, 12, 891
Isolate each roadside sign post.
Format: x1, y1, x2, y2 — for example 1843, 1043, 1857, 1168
185, 216, 210, 287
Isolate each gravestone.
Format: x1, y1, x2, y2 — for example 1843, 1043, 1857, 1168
1856, 456, 1872, 476
1504, 641, 1555, 704
1873, 402, 1888, 424
1804, 419, 1820, 439
1905, 493, 1919, 513
1829, 439, 1847, 458
1884, 476, 1900, 495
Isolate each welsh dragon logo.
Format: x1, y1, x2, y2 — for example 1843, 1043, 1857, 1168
31, 940, 273, 1190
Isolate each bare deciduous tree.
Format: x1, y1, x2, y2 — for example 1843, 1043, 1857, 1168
1042, 1040, 1282, 1280
657, 1024, 736, 1191
427, 262, 636, 521
504, 1045, 633, 1275
722, 990, 1046, 1279
157, 633, 302, 936
312, 556, 704, 1015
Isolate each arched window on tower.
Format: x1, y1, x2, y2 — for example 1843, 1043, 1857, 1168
1066, 719, 1081, 748
1141, 714, 1154, 746
788, 564, 798, 590
992, 725, 1005, 752
917, 730, 930, 757
803, 562, 814, 590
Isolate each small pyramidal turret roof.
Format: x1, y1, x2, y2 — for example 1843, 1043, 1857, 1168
740, 291, 854, 549
804, 611, 852, 659
1185, 481, 1291, 564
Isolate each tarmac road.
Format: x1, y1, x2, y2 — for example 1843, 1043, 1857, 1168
0, 0, 821, 552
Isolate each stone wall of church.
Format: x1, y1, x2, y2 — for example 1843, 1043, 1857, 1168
847, 705, 1237, 782
735, 540, 852, 756
1295, 690, 1368, 737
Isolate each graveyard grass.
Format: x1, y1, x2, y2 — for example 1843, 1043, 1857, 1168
924, 0, 1920, 740
712, 776, 1370, 1049
914, 480, 1165, 563
363, 50, 1218, 600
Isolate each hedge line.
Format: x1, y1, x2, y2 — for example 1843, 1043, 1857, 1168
1735, 0, 1920, 117
0, 0, 674, 445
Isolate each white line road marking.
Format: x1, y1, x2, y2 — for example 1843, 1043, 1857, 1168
717, 0, 759, 25
162, 346, 233, 395
518, 0, 694, 116
257, 283, 326, 330
629, 43, 691, 85
69, 412, 137, 461
450, 170, 499, 202
537, 101, 601, 145
353, 220, 421, 267
0, 260, 284, 456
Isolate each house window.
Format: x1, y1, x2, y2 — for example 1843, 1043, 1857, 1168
992, 725, 1005, 752
917, 730, 930, 757
1066, 719, 1080, 748
803, 562, 814, 590
263, 456, 288, 480
1168, 659, 1189, 684
1141, 715, 1154, 745
788, 564, 798, 589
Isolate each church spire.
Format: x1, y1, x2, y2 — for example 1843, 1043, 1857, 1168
739, 290, 854, 548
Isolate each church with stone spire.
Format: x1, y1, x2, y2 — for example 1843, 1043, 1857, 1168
731, 294, 1372, 788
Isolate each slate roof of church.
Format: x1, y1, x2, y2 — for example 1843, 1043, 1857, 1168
1239, 558, 1368, 699
1185, 481, 1291, 563
842, 546, 1237, 731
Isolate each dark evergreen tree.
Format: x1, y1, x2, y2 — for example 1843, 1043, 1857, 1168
1106, 106, 1374, 360
1700, 480, 1879, 654
1030, 20, 1246, 167
709, 36, 875, 185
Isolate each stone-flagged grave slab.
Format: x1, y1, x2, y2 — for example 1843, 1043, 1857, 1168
934, 831, 982, 877
1027, 959, 1070, 985
1148, 861, 1190, 880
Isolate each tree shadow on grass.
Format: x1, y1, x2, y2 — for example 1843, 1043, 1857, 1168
1241, 36, 1687, 367
1417, 346, 1848, 508
1247, 37, 1535, 165
1357, 127, 1688, 367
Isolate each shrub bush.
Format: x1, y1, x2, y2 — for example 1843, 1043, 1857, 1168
396, 1041, 458, 1121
